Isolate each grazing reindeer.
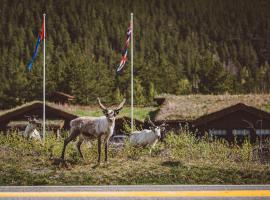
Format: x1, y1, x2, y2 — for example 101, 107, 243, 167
61, 97, 126, 163
129, 118, 167, 154
23, 115, 42, 142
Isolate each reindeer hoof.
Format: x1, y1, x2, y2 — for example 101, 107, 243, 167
52, 158, 70, 168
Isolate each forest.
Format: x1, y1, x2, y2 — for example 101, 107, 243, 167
0, 0, 270, 108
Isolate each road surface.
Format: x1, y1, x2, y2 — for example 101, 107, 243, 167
0, 185, 270, 200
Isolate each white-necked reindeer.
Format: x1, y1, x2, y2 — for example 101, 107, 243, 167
129, 118, 167, 153
61, 97, 126, 163
23, 115, 42, 142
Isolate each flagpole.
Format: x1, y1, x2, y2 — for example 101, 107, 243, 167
43, 13, 46, 144
131, 13, 134, 134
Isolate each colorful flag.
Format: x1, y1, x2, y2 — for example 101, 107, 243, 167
117, 24, 132, 72
27, 19, 45, 71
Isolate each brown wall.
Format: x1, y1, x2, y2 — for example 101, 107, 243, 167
196, 110, 270, 143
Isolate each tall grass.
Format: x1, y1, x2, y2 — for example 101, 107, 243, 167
165, 125, 258, 170
1, 127, 270, 185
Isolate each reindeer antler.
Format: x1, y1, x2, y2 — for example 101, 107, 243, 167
147, 116, 156, 127
97, 97, 107, 111
114, 98, 126, 112
160, 120, 168, 127
242, 119, 255, 130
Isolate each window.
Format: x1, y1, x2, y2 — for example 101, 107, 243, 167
256, 129, 270, 136
209, 129, 227, 136
232, 129, 250, 136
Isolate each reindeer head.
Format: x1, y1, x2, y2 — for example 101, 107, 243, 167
25, 115, 39, 129
148, 117, 167, 140
97, 98, 126, 122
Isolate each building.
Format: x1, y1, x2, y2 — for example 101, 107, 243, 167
49, 92, 75, 104
0, 101, 141, 136
0, 101, 78, 135
193, 103, 270, 143
154, 94, 270, 143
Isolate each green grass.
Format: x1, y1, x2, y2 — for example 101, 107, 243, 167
68, 106, 156, 121
262, 103, 270, 112
1, 128, 270, 185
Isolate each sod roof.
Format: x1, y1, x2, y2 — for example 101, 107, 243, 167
0, 101, 78, 125
154, 94, 270, 121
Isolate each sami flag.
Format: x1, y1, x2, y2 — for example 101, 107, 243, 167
117, 24, 132, 73
27, 19, 45, 71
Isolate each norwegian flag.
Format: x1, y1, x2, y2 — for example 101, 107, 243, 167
27, 19, 45, 71
117, 24, 132, 72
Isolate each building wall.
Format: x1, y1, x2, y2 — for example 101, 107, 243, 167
196, 110, 270, 144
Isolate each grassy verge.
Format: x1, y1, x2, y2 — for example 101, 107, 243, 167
1, 129, 270, 185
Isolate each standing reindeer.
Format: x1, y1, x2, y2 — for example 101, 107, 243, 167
61, 97, 126, 163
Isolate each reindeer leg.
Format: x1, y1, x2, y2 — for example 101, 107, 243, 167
76, 138, 85, 160
104, 141, 108, 162
97, 136, 102, 163
104, 135, 110, 163
61, 128, 79, 160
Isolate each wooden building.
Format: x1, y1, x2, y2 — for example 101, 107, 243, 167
49, 92, 75, 104
154, 95, 270, 143
0, 101, 144, 136
0, 101, 78, 134
115, 116, 144, 135
194, 103, 270, 143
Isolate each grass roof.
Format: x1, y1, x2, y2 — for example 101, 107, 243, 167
0, 101, 41, 116
154, 94, 270, 121
0, 101, 77, 120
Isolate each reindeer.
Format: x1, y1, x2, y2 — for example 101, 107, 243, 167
23, 115, 42, 142
61, 97, 126, 163
129, 118, 167, 154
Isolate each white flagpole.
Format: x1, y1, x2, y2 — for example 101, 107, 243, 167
43, 13, 46, 144
131, 13, 134, 134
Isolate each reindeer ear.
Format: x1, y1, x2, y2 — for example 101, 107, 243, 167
149, 126, 155, 131
103, 110, 108, 115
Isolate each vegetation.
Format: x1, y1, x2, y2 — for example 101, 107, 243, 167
49, 103, 156, 121
155, 94, 270, 120
1, 0, 270, 109
1, 127, 270, 185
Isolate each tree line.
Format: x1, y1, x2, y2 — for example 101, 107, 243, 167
0, 0, 270, 108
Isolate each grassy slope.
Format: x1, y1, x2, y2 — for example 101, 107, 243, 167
75, 107, 156, 121
1, 133, 270, 185
49, 103, 156, 121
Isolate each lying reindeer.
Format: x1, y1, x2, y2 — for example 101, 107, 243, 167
61, 97, 126, 163
129, 118, 167, 154
23, 115, 42, 142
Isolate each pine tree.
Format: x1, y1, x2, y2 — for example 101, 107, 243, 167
134, 79, 145, 105
147, 82, 156, 103
176, 78, 192, 95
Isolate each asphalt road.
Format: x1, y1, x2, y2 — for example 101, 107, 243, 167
0, 185, 270, 200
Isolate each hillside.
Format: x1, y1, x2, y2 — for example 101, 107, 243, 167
0, 0, 270, 108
